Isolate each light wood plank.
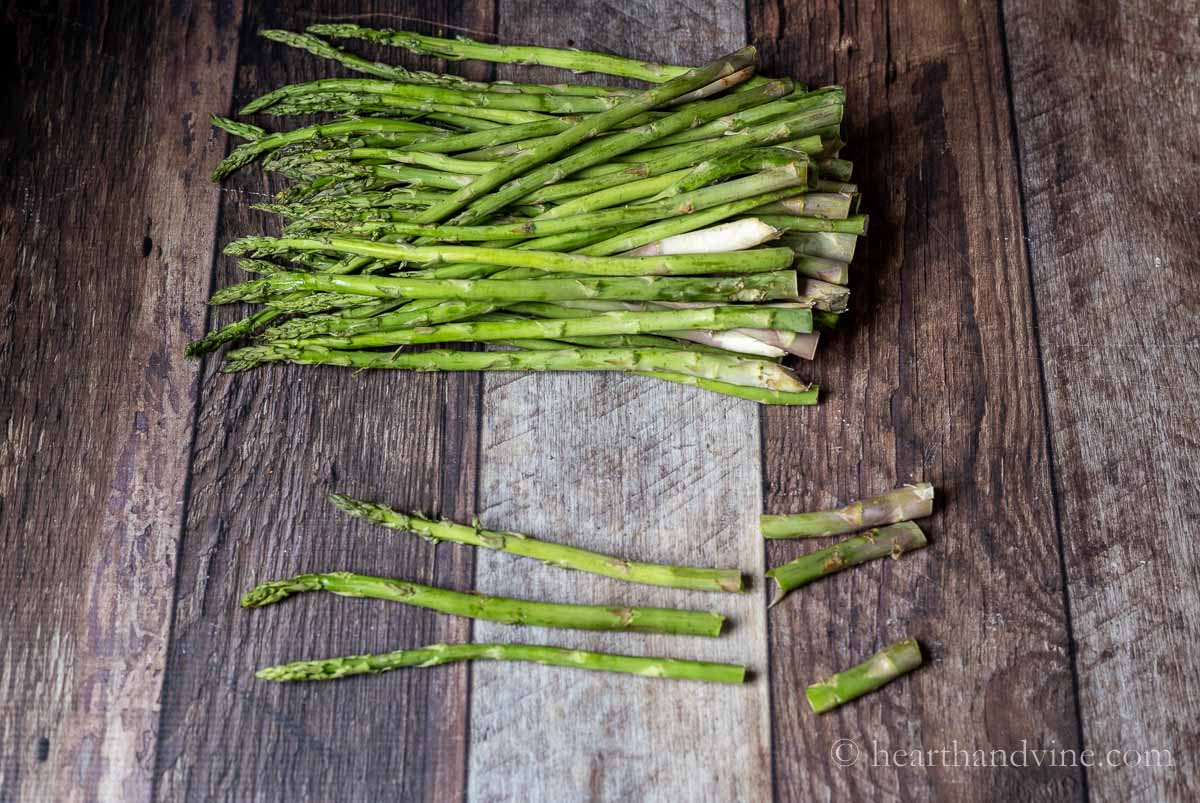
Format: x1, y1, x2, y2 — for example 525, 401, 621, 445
750, 0, 1084, 799
1004, 1, 1200, 800
0, 2, 241, 800
468, 4, 771, 800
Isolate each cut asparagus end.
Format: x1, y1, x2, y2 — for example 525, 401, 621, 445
806, 638, 923, 713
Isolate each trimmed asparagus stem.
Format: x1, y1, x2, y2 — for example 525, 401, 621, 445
766, 522, 928, 605
761, 483, 935, 539
223, 345, 810, 394
257, 641, 747, 685
738, 328, 821, 360
210, 270, 801, 306
751, 192, 854, 220
241, 571, 726, 637
410, 48, 758, 224
784, 231, 859, 262
283, 306, 811, 350
794, 255, 849, 285
806, 638, 923, 713
328, 494, 744, 592
310, 24, 697, 83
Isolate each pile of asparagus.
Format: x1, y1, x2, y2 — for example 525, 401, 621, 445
191, 25, 866, 404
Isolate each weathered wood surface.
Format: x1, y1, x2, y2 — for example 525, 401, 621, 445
0, 2, 240, 800
750, 0, 1084, 799
467, 3, 771, 800
3, 0, 1199, 801
1004, 2, 1200, 800
149, 3, 488, 801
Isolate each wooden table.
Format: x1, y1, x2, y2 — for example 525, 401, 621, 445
3, 1, 1197, 800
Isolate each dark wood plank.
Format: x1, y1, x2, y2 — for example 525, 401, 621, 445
150, 4, 492, 801
1003, 2, 1200, 799
0, 1, 240, 799
751, 1, 1084, 799
467, 2, 772, 798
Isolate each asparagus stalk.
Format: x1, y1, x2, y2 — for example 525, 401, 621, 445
806, 638, 923, 713
636, 372, 818, 405
761, 483, 935, 539
766, 522, 928, 605
283, 306, 811, 350
261, 30, 640, 99
241, 571, 726, 637
212, 117, 445, 180
212, 270, 800, 306
241, 78, 625, 116
261, 300, 498, 341
329, 494, 743, 592
224, 345, 810, 395
309, 24, 698, 83
258, 641, 747, 685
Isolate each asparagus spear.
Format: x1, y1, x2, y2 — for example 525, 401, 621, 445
309, 24, 698, 83
241, 571, 725, 637
261, 299, 498, 341
212, 117, 445, 180
806, 638, 923, 713
637, 372, 818, 405
241, 78, 625, 116
258, 641, 747, 685
261, 30, 640, 99
282, 306, 811, 350
224, 345, 810, 394
223, 235, 794, 278
210, 270, 800, 306
329, 494, 743, 592
761, 483, 935, 539
766, 522, 928, 605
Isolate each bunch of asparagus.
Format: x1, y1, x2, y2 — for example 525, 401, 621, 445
191, 25, 867, 404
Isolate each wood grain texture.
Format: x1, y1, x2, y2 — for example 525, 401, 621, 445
1003, 2, 1200, 800
466, 3, 771, 801
750, 1, 1084, 799
149, 4, 491, 801
0, 2, 240, 800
